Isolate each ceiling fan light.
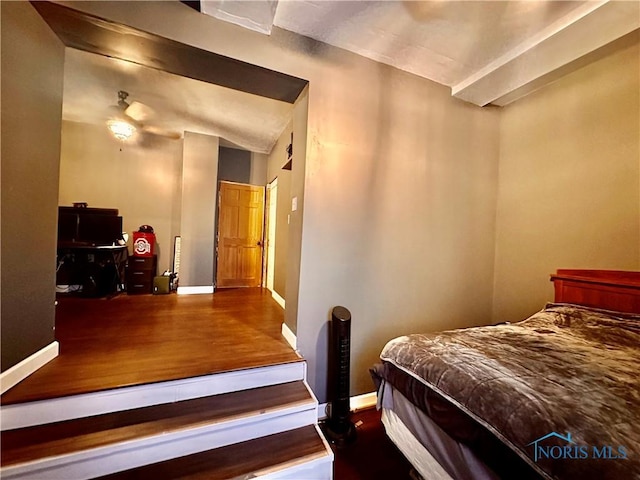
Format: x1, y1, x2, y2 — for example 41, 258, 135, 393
107, 120, 136, 141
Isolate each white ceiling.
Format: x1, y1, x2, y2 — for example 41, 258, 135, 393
209, 0, 640, 106
62, 1, 639, 152
62, 48, 294, 153
273, 0, 639, 106
275, 0, 584, 87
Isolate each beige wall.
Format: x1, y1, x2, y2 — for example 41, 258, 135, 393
297, 74, 499, 398
285, 88, 310, 337
59, 121, 184, 272
250, 152, 268, 186
180, 132, 219, 287
492, 35, 640, 323
67, 1, 501, 401
1, 2, 65, 370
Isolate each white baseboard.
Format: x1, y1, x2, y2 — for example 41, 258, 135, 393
281, 322, 297, 350
271, 290, 285, 309
0, 341, 59, 395
317, 391, 378, 421
177, 286, 214, 295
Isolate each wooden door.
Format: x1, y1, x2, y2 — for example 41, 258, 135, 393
216, 181, 265, 288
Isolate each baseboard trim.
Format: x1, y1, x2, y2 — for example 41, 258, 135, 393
177, 286, 214, 295
317, 391, 377, 421
281, 322, 297, 350
0, 341, 59, 395
271, 290, 286, 309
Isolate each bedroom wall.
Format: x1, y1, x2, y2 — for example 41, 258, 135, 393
180, 132, 219, 288
52, 1, 502, 401
296, 73, 499, 399
1, 2, 65, 371
59, 121, 184, 273
492, 33, 640, 322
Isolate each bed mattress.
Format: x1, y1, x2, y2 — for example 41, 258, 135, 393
379, 380, 502, 480
374, 303, 640, 479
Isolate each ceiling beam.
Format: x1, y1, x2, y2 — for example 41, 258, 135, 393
31, 1, 307, 104
452, 1, 640, 107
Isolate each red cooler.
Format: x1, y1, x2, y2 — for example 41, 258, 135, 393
133, 231, 155, 257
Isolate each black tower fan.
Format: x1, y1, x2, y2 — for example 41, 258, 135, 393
323, 306, 357, 446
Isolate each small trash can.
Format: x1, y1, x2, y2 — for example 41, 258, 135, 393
133, 225, 155, 257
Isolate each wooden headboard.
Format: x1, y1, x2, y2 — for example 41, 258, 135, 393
550, 269, 640, 314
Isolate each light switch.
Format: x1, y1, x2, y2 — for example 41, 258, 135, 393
292, 197, 298, 211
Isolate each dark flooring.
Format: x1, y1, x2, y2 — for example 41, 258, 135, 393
331, 408, 416, 480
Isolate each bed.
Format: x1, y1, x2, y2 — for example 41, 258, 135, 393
371, 270, 640, 480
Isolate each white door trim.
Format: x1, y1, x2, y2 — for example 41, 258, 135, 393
265, 178, 278, 292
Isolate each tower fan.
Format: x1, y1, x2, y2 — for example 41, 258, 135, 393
323, 306, 357, 446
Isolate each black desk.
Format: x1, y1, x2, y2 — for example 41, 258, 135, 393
56, 245, 128, 297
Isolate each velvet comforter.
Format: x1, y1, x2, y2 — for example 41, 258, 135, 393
379, 304, 640, 479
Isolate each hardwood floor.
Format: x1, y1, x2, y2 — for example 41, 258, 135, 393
1, 288, 300, 405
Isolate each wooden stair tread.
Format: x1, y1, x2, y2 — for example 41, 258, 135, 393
1, 381, 312, 467
96, 425, 328, 480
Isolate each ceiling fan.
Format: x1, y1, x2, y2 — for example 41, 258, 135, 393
107, 90, 181, 141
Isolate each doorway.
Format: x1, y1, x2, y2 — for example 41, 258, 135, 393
265, 178, 278, 292
216, 181, 265, 288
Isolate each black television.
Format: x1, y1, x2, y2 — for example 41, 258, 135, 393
58, 207, 122, 246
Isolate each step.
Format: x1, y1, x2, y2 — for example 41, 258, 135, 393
0, 381, 318, 480
97, 425, 334, 480
1, 361, 306, 430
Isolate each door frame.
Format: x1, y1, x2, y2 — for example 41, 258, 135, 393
264, 178, 278, 291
